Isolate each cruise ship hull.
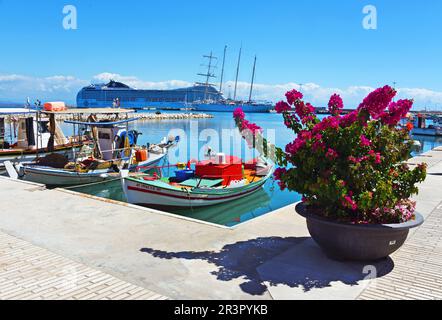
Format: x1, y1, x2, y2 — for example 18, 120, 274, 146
76, 81, 273, 113
76, 100, 190, 110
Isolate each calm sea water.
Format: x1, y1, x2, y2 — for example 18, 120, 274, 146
54, 111, 442, 226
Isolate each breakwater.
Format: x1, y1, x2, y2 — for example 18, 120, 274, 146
2, 112, 214, 122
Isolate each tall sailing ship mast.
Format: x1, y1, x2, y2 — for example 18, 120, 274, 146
194, 46, 267, 109
233, 47, 242, 101
248, 55, 257, 103
219, 45, 227, 96
196, 52, 217, 101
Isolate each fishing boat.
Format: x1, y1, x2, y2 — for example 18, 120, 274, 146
121, 154, 274, 208
432, 115, 442, 125
0, 108, 89, 169
7, 108, 177, 186
410, 114, 442, 136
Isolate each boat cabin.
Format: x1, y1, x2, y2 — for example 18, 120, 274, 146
0, 108, 68, 151
195, 155, 244, 186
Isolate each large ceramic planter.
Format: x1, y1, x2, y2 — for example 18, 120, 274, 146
295, 202, 424, 261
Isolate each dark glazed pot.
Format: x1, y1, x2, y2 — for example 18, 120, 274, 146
295, 202, 424, 261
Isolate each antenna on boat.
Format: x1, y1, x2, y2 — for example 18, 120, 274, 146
196, 51, 217, 101
219, 45, 227, 97
233, 46, 242, 101
248, 55, 257, 103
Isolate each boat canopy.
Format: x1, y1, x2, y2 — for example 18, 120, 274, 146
64, 117, 139, 127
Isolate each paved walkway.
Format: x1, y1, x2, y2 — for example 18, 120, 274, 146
358, 201, 442, 300
357, 146, 442, 300
0, 232, 168, 300
0, 147, 442, 300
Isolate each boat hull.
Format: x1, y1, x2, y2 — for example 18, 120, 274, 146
129, 152, 165, 171
22, 153, 166, 187
122, 167, 273, 208
0, 146, 80, 169
76, 100, 191, 110
23, 166, 112, 186
412, 127, 442, 136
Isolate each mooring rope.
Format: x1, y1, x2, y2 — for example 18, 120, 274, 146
62, 177, 122, 190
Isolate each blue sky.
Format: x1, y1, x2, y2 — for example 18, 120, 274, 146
1, 0, 442, 108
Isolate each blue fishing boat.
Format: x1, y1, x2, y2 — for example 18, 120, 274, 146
6, 109, 176, 186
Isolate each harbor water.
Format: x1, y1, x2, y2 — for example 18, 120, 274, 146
58, 111, 442, 227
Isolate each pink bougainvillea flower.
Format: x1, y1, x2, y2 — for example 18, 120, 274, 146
358, 85, 396, 119
246, 122, 263, 134
233, 108, 245, 120
342, 194, 358, 211
312, 140, 326, 152
375, 153, 382, 164
328, 93, 344, 115
381, 99, 413, 126
312, 116, 340, 134
285, 89, 303, 105
274, 167, 287, 181
275, 101, 291, 114
235, 112, 262, 134
368, 150, 382, 164
325, 148, 339, 160
286, 137, 306, 155
360, 135, 372, 147
301, 115, 315, 124
278, 181, 287, 191
232, 85, 427, 224
294, 101, 315, 121
339, 110, 359, 128
274, 167, 288, 191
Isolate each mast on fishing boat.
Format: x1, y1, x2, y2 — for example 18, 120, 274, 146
248, 55, 257, 103
196, 52, 217, 101
219, 45, 227, 97
233, 47, 242, 101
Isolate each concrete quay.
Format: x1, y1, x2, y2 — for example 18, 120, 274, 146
0, 147, 441, 300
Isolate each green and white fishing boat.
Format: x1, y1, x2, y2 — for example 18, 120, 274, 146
121, 155, 274, 208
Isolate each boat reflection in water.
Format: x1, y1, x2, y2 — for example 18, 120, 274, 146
71, 176, 273, 227
170, 187, 272, 227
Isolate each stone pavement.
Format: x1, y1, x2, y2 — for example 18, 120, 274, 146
0, 147, 441, 300
358, 202, 442, 300
0, 232, 168, 300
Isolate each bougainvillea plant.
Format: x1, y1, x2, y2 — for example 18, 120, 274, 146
234, 85, 427, 224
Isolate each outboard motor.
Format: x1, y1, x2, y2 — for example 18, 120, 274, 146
128, 130, 142, 146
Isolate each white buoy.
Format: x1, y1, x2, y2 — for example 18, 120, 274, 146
120, 170, 129, 178
4, 161, 18, 180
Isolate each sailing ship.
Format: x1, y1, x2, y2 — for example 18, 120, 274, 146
0, 107, 89, 169
121, 155, 274, 208
191, 47, 274, 113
